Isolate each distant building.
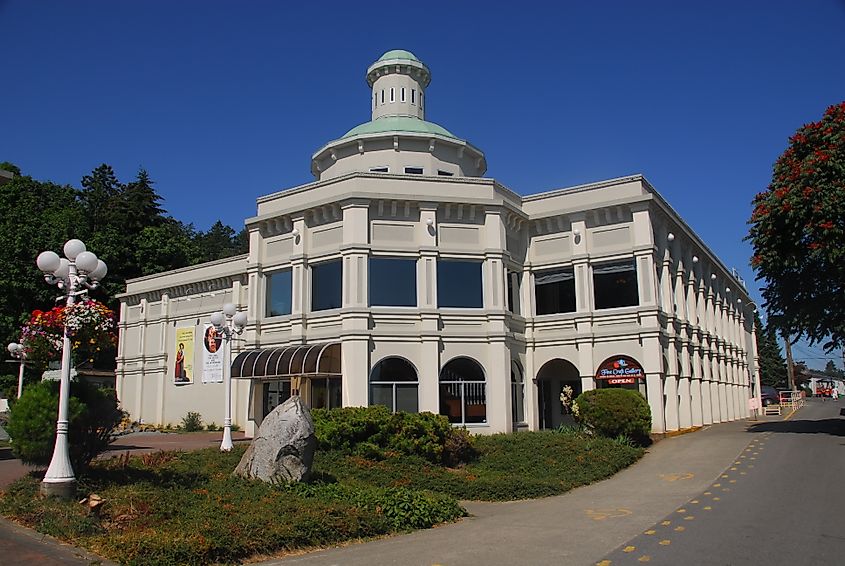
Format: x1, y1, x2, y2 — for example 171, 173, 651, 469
117, 50, 759, 436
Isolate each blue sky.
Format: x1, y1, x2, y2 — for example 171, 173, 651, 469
3, 1, 844, 366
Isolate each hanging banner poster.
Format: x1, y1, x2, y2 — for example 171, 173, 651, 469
202, 324, 224, 384
174, 327, 195, 384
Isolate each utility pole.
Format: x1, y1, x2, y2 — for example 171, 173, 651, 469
784, 335, 796, 392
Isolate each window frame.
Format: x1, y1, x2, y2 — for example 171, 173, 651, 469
437, 259, 484, 309
369, 356, 419, 413
534, 266, 577, 315
404, 166, 424, 175
439, 357, 487, 425
369, 256, 417, 307
310, 258, 343, 312
592, 259, 639, 310
511, 360, 525, 425
265, 268, 293, 318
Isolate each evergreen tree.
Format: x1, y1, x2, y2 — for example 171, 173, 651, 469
755, 312, 788, 388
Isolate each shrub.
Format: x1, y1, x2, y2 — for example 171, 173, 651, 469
6, 379, 124, 472
574, 388, 651, 444
311, 406, 476, 465
181, 411, 203, 432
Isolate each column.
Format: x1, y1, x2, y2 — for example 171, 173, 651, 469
643, 336, 666, 433
340, 202, 370, 407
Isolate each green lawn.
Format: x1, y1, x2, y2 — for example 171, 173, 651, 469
0, 431, 643, 565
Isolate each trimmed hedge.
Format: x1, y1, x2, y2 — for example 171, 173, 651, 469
315, 431, 644, 501
311, 406, 476, 466
574, 388, 651, 444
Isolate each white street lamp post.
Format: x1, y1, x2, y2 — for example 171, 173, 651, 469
210, 303, 247, 452
35, 239, 107, 498
7, 342, 27, 398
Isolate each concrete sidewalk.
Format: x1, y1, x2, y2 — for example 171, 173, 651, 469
262, 416, 776, 566
0, 417, 785, 566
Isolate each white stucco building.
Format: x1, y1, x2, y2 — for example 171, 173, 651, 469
117, 50, 761, 436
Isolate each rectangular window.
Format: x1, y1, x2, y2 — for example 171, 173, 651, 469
411, 89, 416, 104
311, 259, 342, 312
381, 90, 384, 103
369, 166, 389, 173
390, 87, 395, 102
535, 267, 576, 315
404, 167, 423, 175
401, 87, 406, 102
593, 260, 639, 309
438, 260, 483, 308
507, 271, 521, 314
370, 257, 417, 306
437, 170, 453, 176
265, 269, 292, 317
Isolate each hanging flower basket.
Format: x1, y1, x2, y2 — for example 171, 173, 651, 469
20, 300, 117, 364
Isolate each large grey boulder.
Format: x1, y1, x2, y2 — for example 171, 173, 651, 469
233, 395, 316, 483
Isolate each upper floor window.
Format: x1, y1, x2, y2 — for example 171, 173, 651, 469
535, 267, 576, 315
437, 170, 453, 176
438, 260, 483, 308
266, 269, 292, 317
390, 87, 395, 102
369, 166, 389, 173
381, 90, 384, 104
404, 167, 423, 175
507, 271, 521, 314
370, 257, 416, 306
411, 89, 416, 104
311, 259, 342, 312
593, 260, 638, 309
401, 87, 406, 102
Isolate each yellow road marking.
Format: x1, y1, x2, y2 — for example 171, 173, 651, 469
690, 500, 699, 504
729, 480, 737, 483
638, 556, 651, 563
748, 464, 754, 468
596, 560, 612, 566
659, 540, 671, 546
740, 471, 747, 475
674, 526, 685, 532
661, 520, 671, 526
585, 508, 633, 521
721, 474, 729, 478
684, 515, 695, 520
645, 529, 656, 535
623, 546, 636, 553
713, 483, 721, 487
677, 509, 686, 513
704, 491, 712, 495
730, 467, 737, 471
660, 472, 695, 482
704, 506, 712, 510
713, 497, 720, 501
722, 488, 731, 492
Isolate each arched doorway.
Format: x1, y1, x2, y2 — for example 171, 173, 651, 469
536, 358, 581, 430
370, 356, 419, 413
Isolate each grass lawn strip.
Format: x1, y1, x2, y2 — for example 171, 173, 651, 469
0, 431, 643, 565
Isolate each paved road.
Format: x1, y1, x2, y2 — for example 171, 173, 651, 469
262, 415, 774, 566
599, 398, 845, 566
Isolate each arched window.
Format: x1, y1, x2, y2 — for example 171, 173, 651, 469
370, 357, 418, 413
511, 360, 525, 425
439, 357, 486, 424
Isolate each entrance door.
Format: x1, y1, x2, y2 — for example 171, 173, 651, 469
536, 358, 581, 430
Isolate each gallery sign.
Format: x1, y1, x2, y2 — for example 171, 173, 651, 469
595, 355, 644, 385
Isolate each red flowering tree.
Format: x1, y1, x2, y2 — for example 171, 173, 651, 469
748, 101, 845, 350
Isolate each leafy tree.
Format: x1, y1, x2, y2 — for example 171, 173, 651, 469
0, 166, 84, 347
754, 312, 788, 388
748, 101, 845, 351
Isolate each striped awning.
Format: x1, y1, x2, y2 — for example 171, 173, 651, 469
231, 343, 341, 380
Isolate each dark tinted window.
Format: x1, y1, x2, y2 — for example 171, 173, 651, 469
438, 260, 483, 308
370, 258, 416, 306
404, 167, 423, 175
507, 271, 521, 314
370, 357, 418, 413
266, 269, 292, 317
535, 268, 576, 314
593, 260, 639, 309
311, 260, 342, 311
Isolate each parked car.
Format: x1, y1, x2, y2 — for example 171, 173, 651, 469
761, 385, 780, 406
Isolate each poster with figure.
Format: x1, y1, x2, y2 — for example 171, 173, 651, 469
174, 327, 195, 384
202, 324, 224, 383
